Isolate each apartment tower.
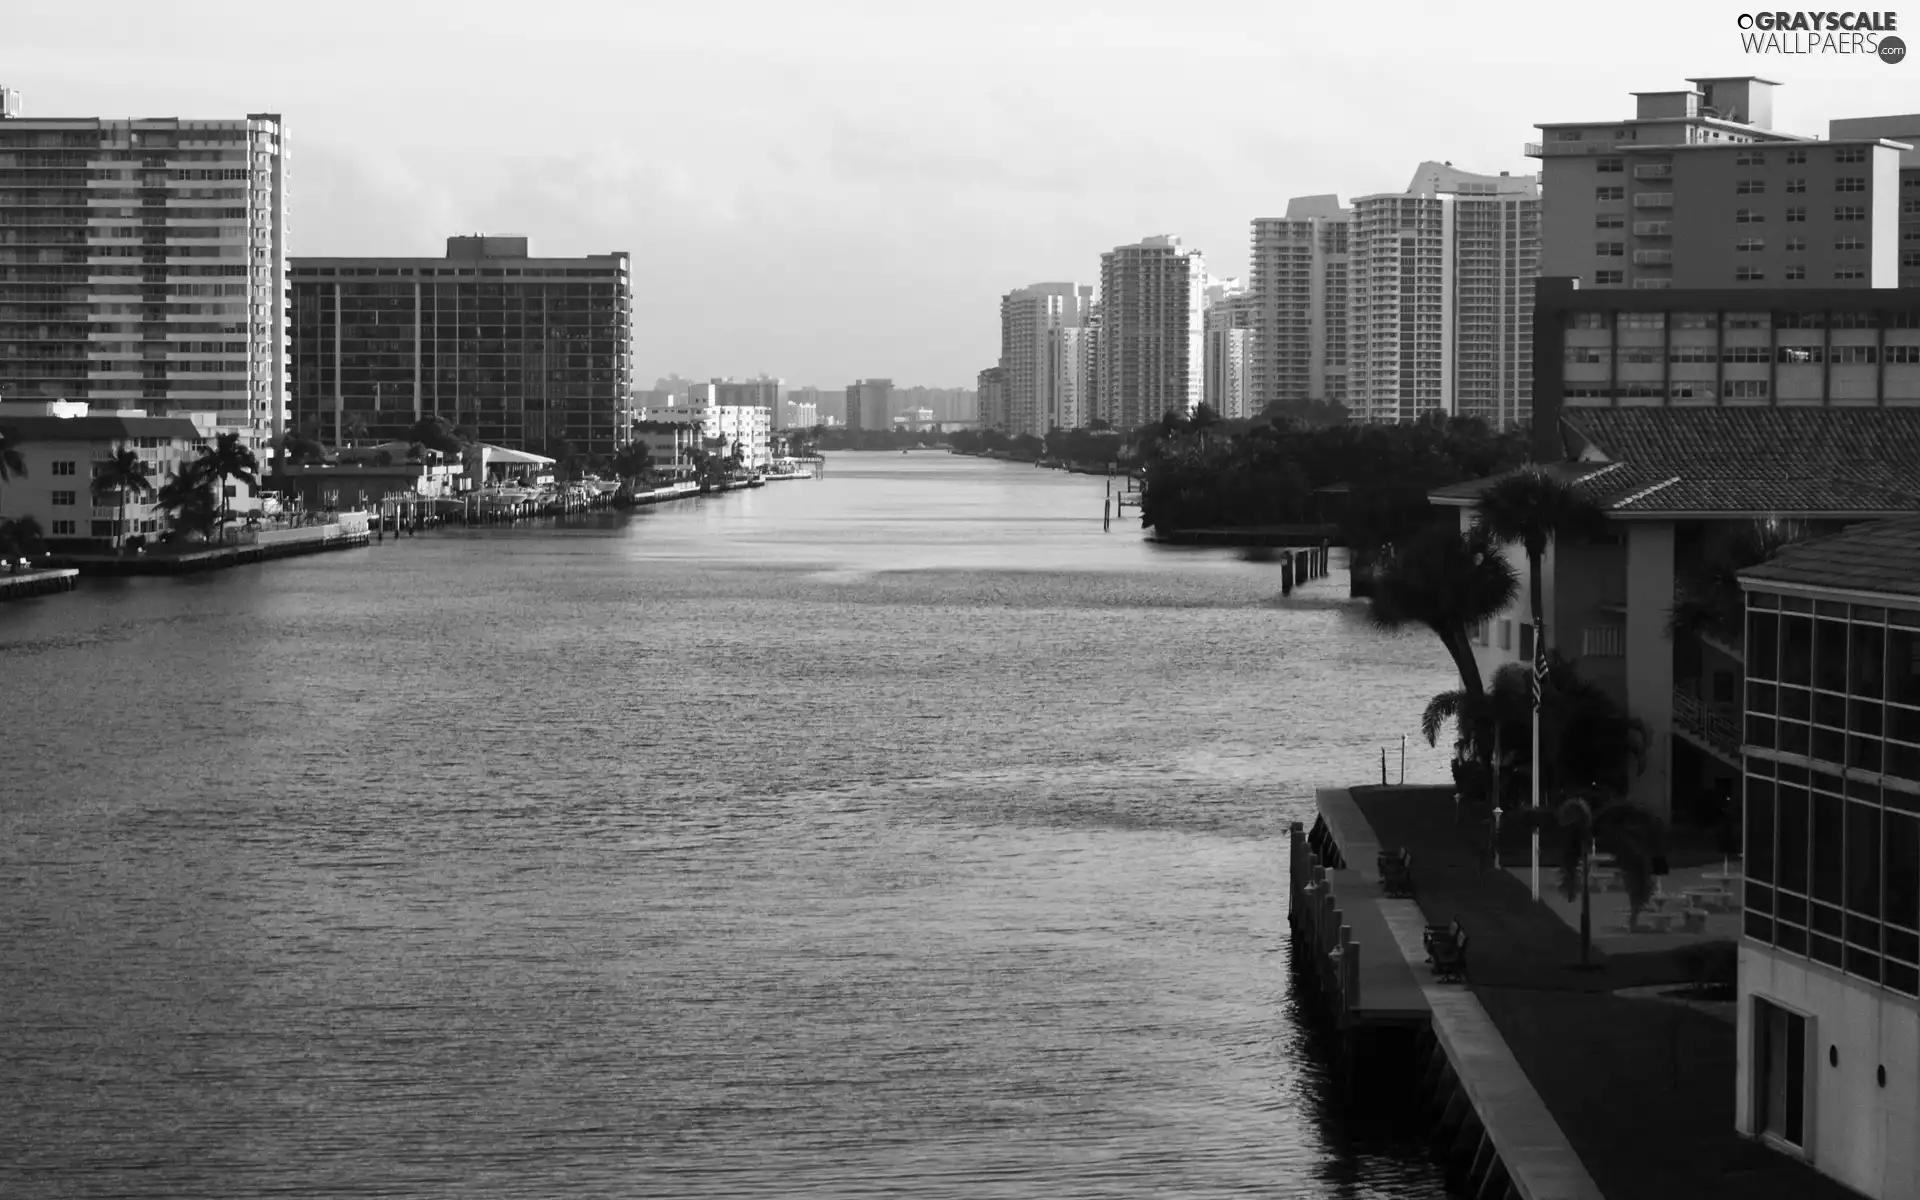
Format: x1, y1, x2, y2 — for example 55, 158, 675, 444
1203, 278, 1258, 419
1530, 77, 1908, 292
999, 282, 1091, 437
1347, 163, 1539, 426
1248, 195, 1351, 412
844, 378, 893, 432
290, 237, 633, 456
1095, 235, 1206, 430
0, 93, 290, 456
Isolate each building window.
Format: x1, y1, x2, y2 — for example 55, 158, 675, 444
1570, 312, 1608, 329
1834, 269, 1867, 280
1498, 620, 1513, 650
1597, 242, 1625, 257
1836, 237, 1866, 251
1785, 178, 1807, 194
1597, 157, 1624, 173
50, 460, 76, 476
50, 490, 75, 506
1834, 206, 1868, 222
1786, 149, 1808, 165
1582, 626, 1625, 657
1727, 379, 1771, 398
1753, 998, 1809, 1149
1735, 208, 1766, 224
1784, 237, 1806, 252
1595, 269, 1624, 285
1596, 186, 1625, 202
1836, 176, 1868, 193
90, 521, 115, 538
1735, 267, 1766, 281
1596, 214, 1625, 229
1736, 150, 1766, 166
1785, 265, 1807, 280
1785, 206, 1807, 223
1832, 346, 1877, 364
1736, 238, 1766, 253
1835, 146, 1869, 164
1737, 179, 1766, 195
50, 520, 75, 536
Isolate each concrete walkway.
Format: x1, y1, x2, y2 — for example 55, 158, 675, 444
1380, 897, 1606, 1200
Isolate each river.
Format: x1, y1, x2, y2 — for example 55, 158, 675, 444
0, 452, 1459, 1199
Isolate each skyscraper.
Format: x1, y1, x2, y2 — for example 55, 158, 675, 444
1530, 76, 1908, 291
976, 366, 1008, 432
0, 94, 290, 458
1248, 196, 1351, 412
290, 236, 633, 456
1203, 278, 1258, 419
1347, 163, 1539, 427
999, 282, 1091, 437
1095, 235, 1206, 430
844, 378, 893, 431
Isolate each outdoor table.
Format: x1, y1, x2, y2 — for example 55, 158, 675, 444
1682, 886, 1732, 912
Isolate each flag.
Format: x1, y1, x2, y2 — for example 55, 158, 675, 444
1532, 619, 1548, 712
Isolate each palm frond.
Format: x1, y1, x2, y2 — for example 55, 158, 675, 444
1422, 690, 1465, 748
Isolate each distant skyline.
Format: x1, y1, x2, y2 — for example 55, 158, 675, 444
9, 0, 1917, 386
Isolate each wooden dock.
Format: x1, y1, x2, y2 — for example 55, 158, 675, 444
1295, 787, 1604, 1200
0, 567, 79, 602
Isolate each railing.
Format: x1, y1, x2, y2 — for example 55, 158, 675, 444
1633, 164, 1673, 179
1634, 221, 1672, 236
1633, 249, 1673, 265
1674, 688, 1743, 758
1633, 193, 1675, 208
1523, 142, 1543, 157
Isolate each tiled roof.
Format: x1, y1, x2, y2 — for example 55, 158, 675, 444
1563, 408, 1920, 517
1740, 515, 1920, 599
1428, 461, 1620, 502
0, 415, 203, 442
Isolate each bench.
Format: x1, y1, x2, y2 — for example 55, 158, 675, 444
1378, 848, 1414, 898
1423, 917, 1469, 983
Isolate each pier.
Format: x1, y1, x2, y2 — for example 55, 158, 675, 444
59, 517, 374, 576
0, 567, 79, 602
1290, 788, 1604, 1200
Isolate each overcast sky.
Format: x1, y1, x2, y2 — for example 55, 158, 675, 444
9, 1, 1917, 388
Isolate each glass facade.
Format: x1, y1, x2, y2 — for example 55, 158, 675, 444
289, 254, 632, 458
1742, 590, 1920, 998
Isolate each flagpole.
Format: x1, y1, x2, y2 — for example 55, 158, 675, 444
1532, 617, 1543, 902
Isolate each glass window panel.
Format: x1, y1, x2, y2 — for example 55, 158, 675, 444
1812, 793, 1844, 902
1748, 777, 1776, 883
1782, 616, 1814, 686
1852, 700, 1884, 736
1849, 736, 1883, 773
1811, 933, 1843, 967
1815, 692, 1847, 728
1891, 706, 1920, 745
1888, 962, 1919, 996
1848, 801, 1881, 917
1847, 912, 1882, 948
1888, 812, 1919, 931
1893, 629, 1920, 705
1750, 611, 1780, 679
1781, 688, 1812, 721
1779, 923, 1808, 956
1779, 785, 1810, 893
1846, 946, 1882, 981
1747, 881, 1775, 914
1749, 716, 1778, 749
1746, 911, 1775, 942
1812, 902, 1844, 936
1749, 682, 1778, 715
1852, 623, 1887, 699
1813, 727, 1847, 764
1893, 742, 1920, 785
1815, 619, 1850, 691
1889, 926, 1919, 963
1779, 891, 1808, 927
1780, 721, 1811, 757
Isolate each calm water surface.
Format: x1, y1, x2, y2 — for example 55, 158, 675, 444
1, 453, 1458, 1199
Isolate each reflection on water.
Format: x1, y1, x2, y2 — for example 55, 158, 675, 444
0, 453, 1456, 1198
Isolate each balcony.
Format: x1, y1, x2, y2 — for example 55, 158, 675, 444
1633, 249, 1673, 265
1634, 221, 1672, 237
1633, 193, 1675, 209
1524, 142, 1543, 157
1633, 164, 1673, 179
1674, 688, 1743, 763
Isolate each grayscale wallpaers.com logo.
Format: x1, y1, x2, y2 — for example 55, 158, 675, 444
1737, 11, 1906, 61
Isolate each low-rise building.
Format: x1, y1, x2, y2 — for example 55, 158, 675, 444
633, 403, 769, 469
0, 400, 207, 551
1734, 516, 1920, 1197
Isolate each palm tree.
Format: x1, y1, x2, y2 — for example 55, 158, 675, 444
342, 411, 370, 449
0, 423, 24, 514
1473, 467, 1609, 899
0, 515, 44, 570
155, 462, 218, 539
1371, 524, 1520, 811
91, 446, 154, 552
195, 431, 259, 539
1518, 786, 1665, 969
1188, 402, 1223, 454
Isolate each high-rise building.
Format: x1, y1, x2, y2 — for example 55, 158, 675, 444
1095, 235, 1206, 430
844, 378, 893, 431
713, 376, 780, 411
1248, 196, 1351, 412
784, 385, 838, 427
893, 385, 976, 424
999, 282, 1091, 436
1203, 277, 1258, 419
976, 366, 1008, 432
290, 236, 633, 456
1827, 113, 1920, 289
1347, 163, 1539, 427
1529, 76, 1908, 292
0, 95, 290, 459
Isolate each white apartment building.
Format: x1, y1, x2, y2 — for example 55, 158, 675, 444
1249, 196, 1351, 411
781, 399, 818, 430
999, 282, 1091, 437
0, 400, 206, 550
1530, 76, 1908, 292
0, 95, 290, 469
635, 402, 770, 468
783, 385, 837, 428
1347, 163, 1539, 427
1203, 277, 1258, 419
1095, 235, 1205, 431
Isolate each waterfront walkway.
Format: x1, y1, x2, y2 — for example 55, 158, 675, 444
1349, 784, 1863, 1200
